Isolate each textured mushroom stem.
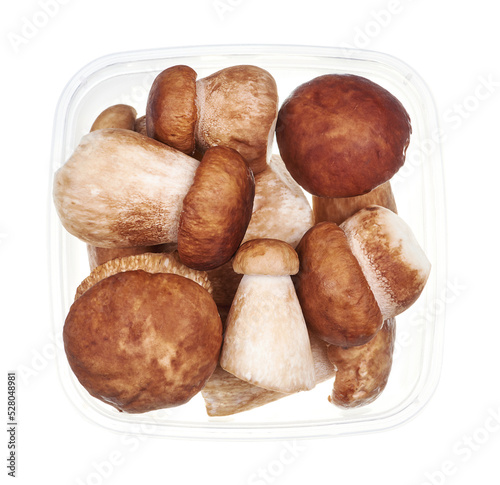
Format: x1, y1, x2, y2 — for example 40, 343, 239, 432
312, 181, 397, 226
220, 274, 315, 394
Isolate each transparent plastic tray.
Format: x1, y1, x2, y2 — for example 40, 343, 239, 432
49, 44, 447, 440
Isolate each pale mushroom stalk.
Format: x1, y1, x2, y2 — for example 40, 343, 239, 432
312, 180, 397, 226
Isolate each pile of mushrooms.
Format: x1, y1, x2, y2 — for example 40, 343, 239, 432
54, 64, 430, 416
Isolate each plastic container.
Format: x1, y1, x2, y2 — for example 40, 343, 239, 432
49, 44, 447, 440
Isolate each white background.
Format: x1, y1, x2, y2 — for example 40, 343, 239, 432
2, 1, 499, 484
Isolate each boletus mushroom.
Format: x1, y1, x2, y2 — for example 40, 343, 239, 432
276, 74, 411, 224
64, 253, 222, 413
220, 239, 315, 393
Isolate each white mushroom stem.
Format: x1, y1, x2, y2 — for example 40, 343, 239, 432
53, 128, 199, 248
220, 274, 315, 394
312, 180, 397, 226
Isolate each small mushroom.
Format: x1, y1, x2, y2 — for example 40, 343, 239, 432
53, 128, 199, 248
276, 74, 411, 198
313, 180, 397, 225
146, 65, 197, 155
294, 222, 383, 347
64, 254, 222, 414
327, 318, 396, 408
90, 104, 137, 132
340, 205, 431, 319
195, 65, 279, 174
177, 146, 255, 271
220, 239, 315, 393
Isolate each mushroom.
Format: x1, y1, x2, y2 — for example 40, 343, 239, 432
63, 253, 222, 413
313, 180, 397, 225
177, 146, 255, 271
90, 104, 137, 132
146, 65, 197, 155
195, 65, 279, 174
294, 222, 383, 347
53, 128, 199, 248
220, 239, 315, 393
202, 331, 335, 417
340, 205, 431, 319
327, 318, 396, 408
276, 74, 411, 222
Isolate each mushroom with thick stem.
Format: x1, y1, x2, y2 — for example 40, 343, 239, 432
276, 73, 410, 224
220, 239, 315, 394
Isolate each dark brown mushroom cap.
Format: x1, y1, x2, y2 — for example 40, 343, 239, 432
146, 65, 197, 155
63, 270, 222, 414
293, 221, 383, 347
177, 146, 255, 271
276, 74, 411, 197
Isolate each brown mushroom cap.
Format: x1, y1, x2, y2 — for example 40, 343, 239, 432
341, 205, 431, 319
177, 146, 255, 271
90, 104, 137, 132
293, 221, 383, 347
146, 65, 197, 155
63, 271, 222, 413
327, 317, 396, 408
134, 115, 147, 136
232, 239, 299, 276
195, 65, 279, 174
276, 74, 411, 197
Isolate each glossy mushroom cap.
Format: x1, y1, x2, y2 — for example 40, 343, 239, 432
294, 221, 383, 347
276, 74, 411, 197
146, 65, 197, 155
64, 270, 222, 413
177, 146, 255, 271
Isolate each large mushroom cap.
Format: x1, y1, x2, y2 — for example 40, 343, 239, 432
64, 270, 222, 414
341, 205, 431, 319
276, 74, 411, 198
